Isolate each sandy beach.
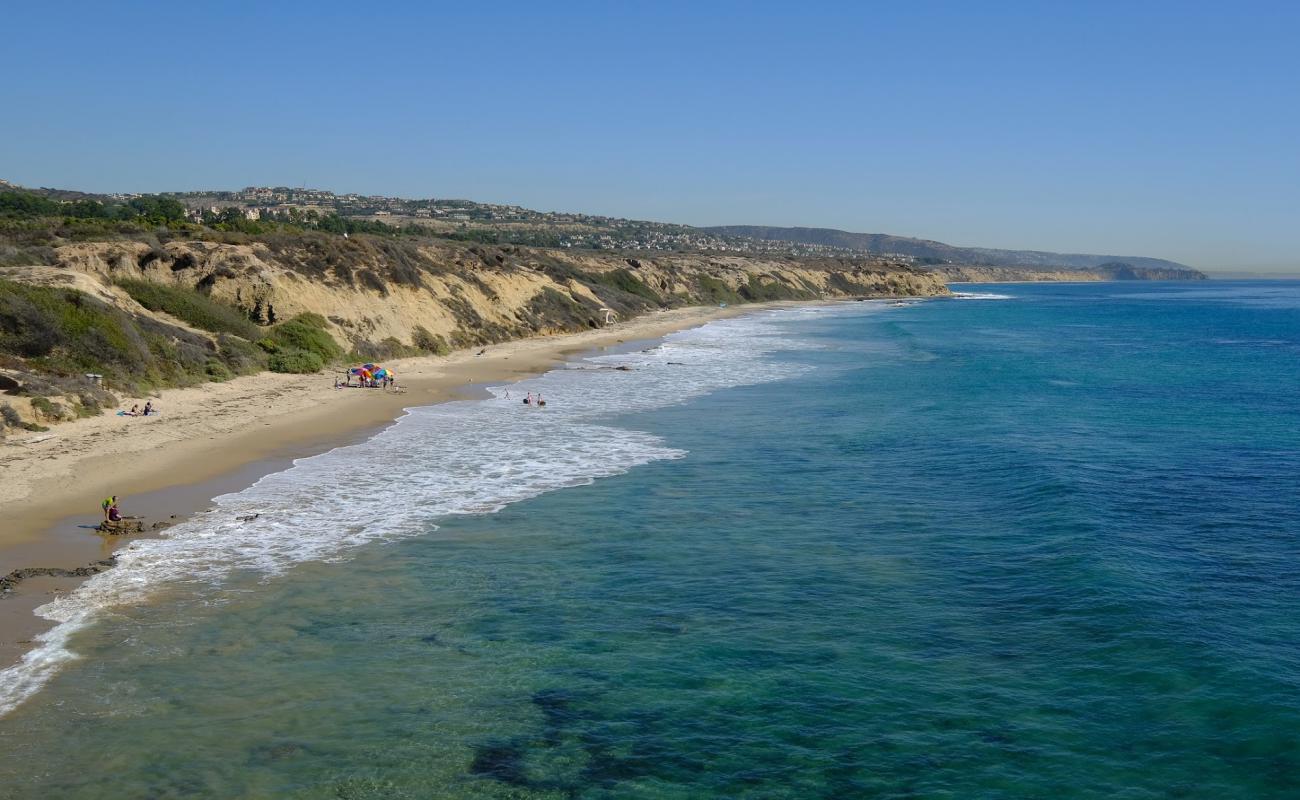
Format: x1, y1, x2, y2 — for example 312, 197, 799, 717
0, 304, 780, 668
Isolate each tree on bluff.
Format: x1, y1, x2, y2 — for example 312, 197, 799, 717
127, 196, 186, 225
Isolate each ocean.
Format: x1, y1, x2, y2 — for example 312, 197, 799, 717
1, 281, 1298, 798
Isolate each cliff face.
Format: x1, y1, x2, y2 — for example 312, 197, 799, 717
703, 225, 1203, 276
933, 265, 1207, 283
46, 237, 950, 351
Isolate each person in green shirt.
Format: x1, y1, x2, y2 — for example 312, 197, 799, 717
101, 495, 117, 521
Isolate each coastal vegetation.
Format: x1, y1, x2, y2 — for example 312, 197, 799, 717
0, 278, 261, 393
0, 186, 420, 255
259, 313, 344, 373
114, 278, 263, 340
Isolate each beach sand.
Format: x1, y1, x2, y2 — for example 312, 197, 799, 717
0, 304, 769, 667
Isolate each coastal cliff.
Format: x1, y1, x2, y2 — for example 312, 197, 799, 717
45, 237, 947, 347
933, 264, 1207, 282
0, 234, 945, 431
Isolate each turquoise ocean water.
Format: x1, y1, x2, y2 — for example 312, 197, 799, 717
1, 281, 1299, 798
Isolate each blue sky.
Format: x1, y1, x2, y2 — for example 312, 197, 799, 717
2, 1, 1297, 271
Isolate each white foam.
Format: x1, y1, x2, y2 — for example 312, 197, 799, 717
0, 307, 827, 717
950, 292, 1013, 300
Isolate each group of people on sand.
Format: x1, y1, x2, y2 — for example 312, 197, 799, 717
121, 401, 155, 417
101, 495, 123, 522
336, 375, 397, 390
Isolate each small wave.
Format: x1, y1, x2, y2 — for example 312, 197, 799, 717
0, 307, 828, 717
951, 292, 1014, 300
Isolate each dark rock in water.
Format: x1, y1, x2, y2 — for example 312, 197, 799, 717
614, 365, 632, 371
236, 513, 260, 522
0, 556, 117, 595
469, 739, 529, 785
97, 519, 144, 535
532, 687, 578, 723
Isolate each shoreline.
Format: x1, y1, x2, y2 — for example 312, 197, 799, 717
0, 302, 794, 670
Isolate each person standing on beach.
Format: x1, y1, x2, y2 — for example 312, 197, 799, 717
101, 495, 117, 521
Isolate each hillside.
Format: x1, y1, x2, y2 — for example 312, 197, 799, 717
5, 180, 1204, 276
0, 225, 946, 434
703, 226, 1206, 279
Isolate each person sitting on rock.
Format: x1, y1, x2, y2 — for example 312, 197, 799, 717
107, 502, 123, 522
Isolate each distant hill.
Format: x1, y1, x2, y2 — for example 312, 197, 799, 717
3, 179, 1204, 279
704, 226, 1204, 279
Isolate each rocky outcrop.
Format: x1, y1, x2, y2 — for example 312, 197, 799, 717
0, 557, 118, 596
97, 519, 144, 535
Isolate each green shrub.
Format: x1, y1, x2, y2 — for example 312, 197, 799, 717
738, 275, 810, 302
350, 336, 417, 362
527, 287, 596, 331
591, 268, 661, 304
30, 396, 55, 416
0, 278, 240, 393
115, 278, 261, 339
412, 325, 450, 355
268, 314, 342, 363
216, 334, 267, 375
0, 278, 154, 379
695, 275, 741, 304
205, 360, 233, 381
268, 348, 324, 373
75, 392, 106, 418
0, 403, 19, 427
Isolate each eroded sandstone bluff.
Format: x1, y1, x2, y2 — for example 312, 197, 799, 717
40, 237, 948, 351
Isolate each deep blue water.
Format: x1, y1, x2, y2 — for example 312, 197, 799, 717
1, 281, 1299, 798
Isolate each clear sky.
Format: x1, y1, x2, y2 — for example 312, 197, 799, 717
2, 1, 1297, 271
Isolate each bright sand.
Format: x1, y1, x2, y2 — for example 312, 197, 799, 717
0, 304, 762, 665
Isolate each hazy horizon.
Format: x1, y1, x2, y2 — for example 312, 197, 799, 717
3, 1, 1297, 272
